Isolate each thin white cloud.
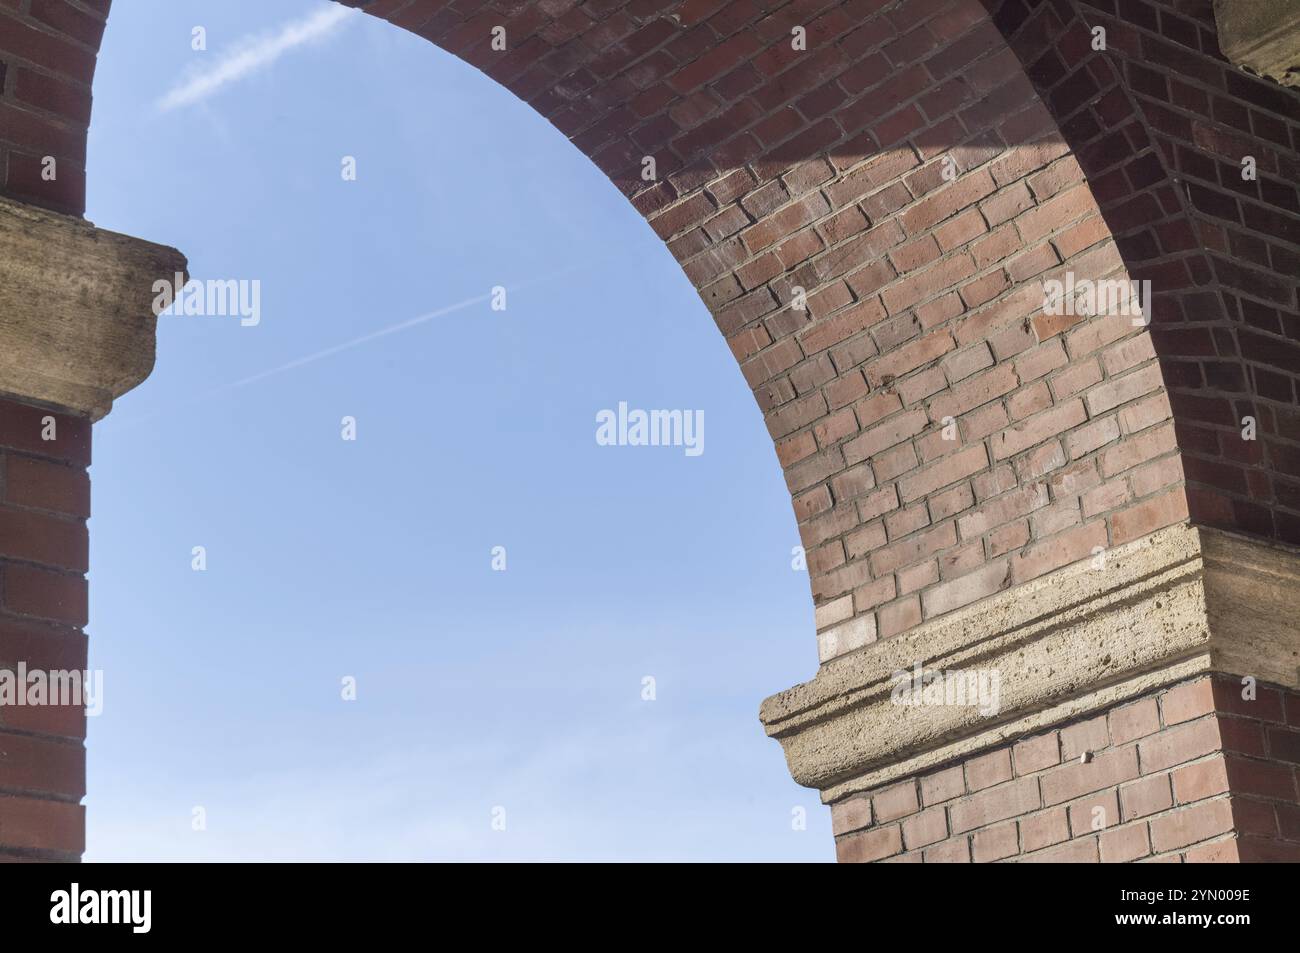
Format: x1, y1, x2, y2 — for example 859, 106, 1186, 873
157, 5, 357, 113
223, 293, 493, 390
110, 262, 596, 432
111, 294, 489, 431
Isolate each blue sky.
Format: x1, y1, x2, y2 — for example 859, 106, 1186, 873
83, 0, 826, 861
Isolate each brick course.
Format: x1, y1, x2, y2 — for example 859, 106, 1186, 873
831, 674, 1300, 862
0, 396, 90, 862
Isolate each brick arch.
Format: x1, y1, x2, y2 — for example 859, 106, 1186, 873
4, 0, 1300, 866
362, 0, 1193, 658
2, 0, 1298, 663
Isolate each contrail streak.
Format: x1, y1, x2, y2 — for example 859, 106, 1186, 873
157, 6, 357, 113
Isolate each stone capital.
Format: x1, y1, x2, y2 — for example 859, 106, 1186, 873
760, 523, 1300, 802
0, 196, 187, 420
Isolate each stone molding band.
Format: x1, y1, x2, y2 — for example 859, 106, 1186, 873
760, 522, 1300, 802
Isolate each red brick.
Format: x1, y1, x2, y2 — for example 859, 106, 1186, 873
901, 806, 948, 850
987, 519, 1030, 557
1049, 358, 1103, 401
649, 191, 715, 239
1182, 838, 1241, 863
1068, 788, 1119, 836
1013, 732, 1060, 776
0, 10, 95, 80
836, 824, 902, 862
1172, 756, 1230, 804
1211, 678, 1287, 723
950, 776, 1040, 833
877, 595, 921, 638
1009, 520, 1106, 584
928, 364, 1018, 422
1217, 717, 1267, 758
870, 522, 958, 575
13, 66, 91, 124
1110, 488, 1189, 546
830, 795, 871, 836
991, 400, 1087, 460
899, 170, 996, 235
1120, 773, 1175, 822
1022, 836, 1098, 862
966, 749, 1013, 792
843, 410, 927, 466
0, 795, 83, 854
1161, 678, 1215, 726
1100, 823, 1151, 862
0, 731, 83, 798
971, 820, 1019, 861
1149, 797, 1234, 853
872, 780, 920, 822
935, 208, 986, 252
881, 255, 978, 314
1109, 699, 1160, 745
29, 0, 105, 48
1099, 422, 1177, 477
1064, 415, 1119, 459
1060, 716, 1109, 762
1138, 718, 1222, 774
1015, 185, 1096, 244
667, 30, 763, 94
923, 836, 971, 863
1084, 363, 1165, 417
958, 483, 1048, 538
1, 455, 89, 520
889, 234, 941, 274
1, 564, 86, 626
1020, 807, 1069, 852
900, 444, 988, 504
921, 559, 1010, 617
1041, 747, 1139, 806
0, 402, 90, 467
1224, 754, 1299, 801
800, 299, 888, 355
920, 765, 965, 806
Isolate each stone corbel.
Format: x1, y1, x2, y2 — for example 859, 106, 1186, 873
0, 196, 187, 420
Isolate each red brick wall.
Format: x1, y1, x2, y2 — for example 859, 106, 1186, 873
987, 0, 1300, 544
831, 674, 1300, 862
0, 0, 104, 216
0, 397, 90, 861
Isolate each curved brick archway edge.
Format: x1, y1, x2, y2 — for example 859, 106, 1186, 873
1, 0, 1299, 862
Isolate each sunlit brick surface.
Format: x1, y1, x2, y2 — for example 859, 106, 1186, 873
830, 675, 1300, 863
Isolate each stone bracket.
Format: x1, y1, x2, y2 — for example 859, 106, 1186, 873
0, 196, 187, 420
